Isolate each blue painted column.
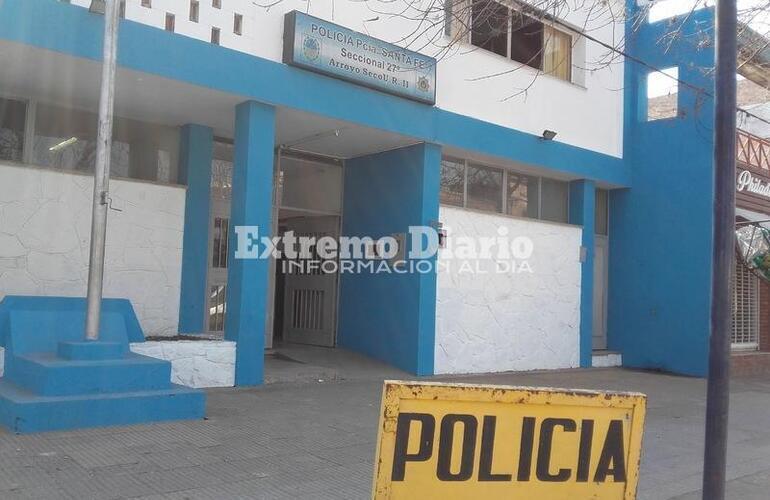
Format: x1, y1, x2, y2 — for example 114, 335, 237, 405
178, 124, 214, 333
225, 101, 275, 386
338, 143, 440, 375
569, 180, 596, 368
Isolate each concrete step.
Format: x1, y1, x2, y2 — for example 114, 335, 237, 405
0, 379, 205, 433
4, 353, 172, 396
591, 350, 622, 368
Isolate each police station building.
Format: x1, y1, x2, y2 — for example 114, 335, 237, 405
0, 0, 734, 387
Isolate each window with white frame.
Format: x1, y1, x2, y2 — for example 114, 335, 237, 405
733, 259, 760, 350
440, 156, 570, 223
461, 0, 574, 82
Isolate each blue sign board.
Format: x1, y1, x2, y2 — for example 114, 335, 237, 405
283, 11, 437, 105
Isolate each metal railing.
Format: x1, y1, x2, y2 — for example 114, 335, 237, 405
736, 128, 770, 170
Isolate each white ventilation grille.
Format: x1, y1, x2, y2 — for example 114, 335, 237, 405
291, 289, 325, 331
733, 260, 759, 349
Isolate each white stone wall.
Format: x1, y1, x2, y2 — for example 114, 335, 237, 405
434, 206, 582, 374
0, 162, 185, 336
130, 340, 236, 388
67, 0, 624, 157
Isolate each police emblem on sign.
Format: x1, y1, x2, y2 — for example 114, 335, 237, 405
302, 35, 320, 61
417, 76, 431, 93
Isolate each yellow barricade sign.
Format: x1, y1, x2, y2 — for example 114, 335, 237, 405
372, 380, 646, 500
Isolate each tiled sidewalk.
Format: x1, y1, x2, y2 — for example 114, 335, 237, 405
0, 368, 768, 499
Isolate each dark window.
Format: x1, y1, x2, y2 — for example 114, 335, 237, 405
211, 27, 221, 45
540, 178, 569, 223
506, 172, 539, 218
0, 98, 26, 162
190, 0, 199, 22
471, 0, 509, 57
234, 13, 243, 35
440, 158, 465, 207
510, 11, 544, 69
165, 13, 175, 32
595, 188, 609, 235
467, 164, 503, 213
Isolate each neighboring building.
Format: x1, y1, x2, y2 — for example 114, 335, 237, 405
0, 0, 743, 385
733, 129, 770, 374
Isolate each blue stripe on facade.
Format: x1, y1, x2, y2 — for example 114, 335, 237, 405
0, 0, 630, 186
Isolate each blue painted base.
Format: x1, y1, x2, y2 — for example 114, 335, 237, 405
5, 352, 173, 396
57, 341, 125, 360
0, 380, 205, 434
0, 296, 206, 433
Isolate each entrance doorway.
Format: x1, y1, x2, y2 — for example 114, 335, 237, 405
205, 140, 234, 334
273, 215, 340, 347
204, 146, 344, 348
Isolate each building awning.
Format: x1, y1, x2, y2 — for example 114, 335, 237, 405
739, 22, 770, 89
737, 207, 770, 228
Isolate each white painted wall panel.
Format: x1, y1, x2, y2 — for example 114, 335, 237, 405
0, 162, 184, 336
130, 340, 236, 388
434, 206, 582, 374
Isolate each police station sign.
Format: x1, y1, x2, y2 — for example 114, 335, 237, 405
283, 11, 437, 105
373, 381, 647, 499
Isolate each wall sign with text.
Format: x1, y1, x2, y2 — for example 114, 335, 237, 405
372, 381, 647, 499
283, 11, 437, 105
736, 168, 770, 213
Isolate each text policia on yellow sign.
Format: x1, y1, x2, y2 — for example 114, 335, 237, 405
372, 381, 647, 499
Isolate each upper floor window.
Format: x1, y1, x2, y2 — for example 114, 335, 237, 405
466, 0, 573, 82
646, 67, 679, 121
234, 13, 243, 35
141, 0, 151, 8
190, 0, 199, 22
211, 27, 221, 45
165, 13, 175, 32
213, 0, 222, 8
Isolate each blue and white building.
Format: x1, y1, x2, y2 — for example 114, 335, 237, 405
0, 0, 723, 388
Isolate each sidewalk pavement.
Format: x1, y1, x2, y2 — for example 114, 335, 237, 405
0, 366, 769, 499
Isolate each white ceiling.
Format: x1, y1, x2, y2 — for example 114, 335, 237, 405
0, 40, 418, 159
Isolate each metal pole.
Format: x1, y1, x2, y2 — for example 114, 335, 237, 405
703, 0, 737, 497
84, 0, 121, 341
